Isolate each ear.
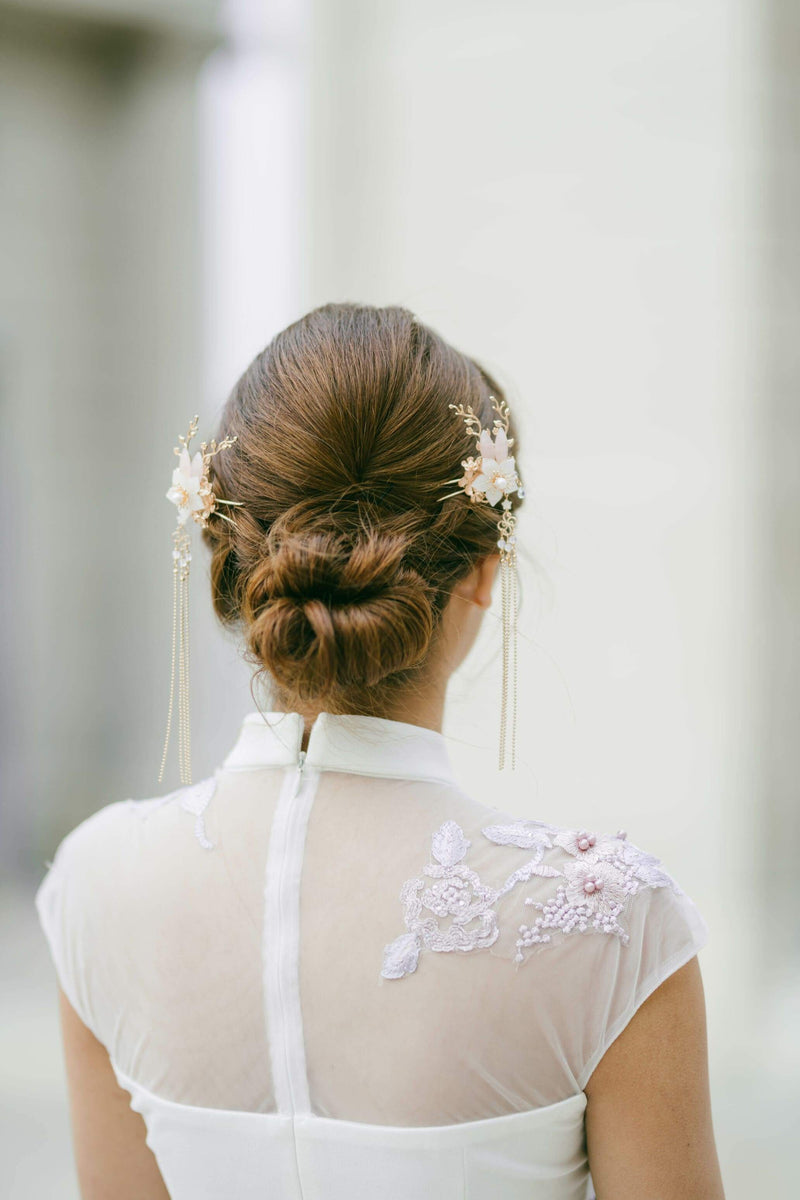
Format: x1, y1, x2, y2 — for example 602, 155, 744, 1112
473, 553, 500, 608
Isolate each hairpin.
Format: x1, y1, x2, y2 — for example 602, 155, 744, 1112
158, 415, 243, 786
440, 396, 525, 770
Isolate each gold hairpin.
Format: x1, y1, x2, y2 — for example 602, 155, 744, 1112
439, 396, 524, 770
158, 415, 244, 787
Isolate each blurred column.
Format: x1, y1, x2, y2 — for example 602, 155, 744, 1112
0, 0, 224, 875
758, 0, 800, 994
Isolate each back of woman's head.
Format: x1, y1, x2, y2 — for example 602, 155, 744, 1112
202, 303, 522, 715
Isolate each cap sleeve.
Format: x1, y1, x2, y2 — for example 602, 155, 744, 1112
34, 802, 130, 1044
575, 855, 709, 1090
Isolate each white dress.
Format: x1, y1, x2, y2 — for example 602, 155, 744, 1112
35, 710, 709, 1200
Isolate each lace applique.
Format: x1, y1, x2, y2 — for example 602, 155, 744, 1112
513, 827, 683, 963
179, 775, 218, 850
380, 819, 560, 979
382, 817, 684, 977
125, 775, 218, 850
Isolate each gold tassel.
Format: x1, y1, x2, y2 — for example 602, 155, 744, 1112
440, 395, 524, 772
158, 415, 244, 788
497, 508, 518, 771
159, 525, 193, 786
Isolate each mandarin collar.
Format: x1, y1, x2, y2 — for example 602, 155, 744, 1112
221, 710, 457, 785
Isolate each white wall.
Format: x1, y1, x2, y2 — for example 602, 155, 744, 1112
305, 2, 783, 1189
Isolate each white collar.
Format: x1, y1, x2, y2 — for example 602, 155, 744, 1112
221, 709, 457, 785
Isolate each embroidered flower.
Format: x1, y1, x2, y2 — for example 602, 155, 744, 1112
381, 820, 500, 979
166, 447, 214, 526
512, 832, 683, 964
554, 828, 619, 862
383, 815, 686, 976
562, 858, 628, 914
470, 427, 520, 507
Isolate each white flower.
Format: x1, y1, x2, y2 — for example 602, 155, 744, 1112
422, 873, 484, 919
166, 448, 211, 525
554, 828, 619, 862
562, 858, 628, 915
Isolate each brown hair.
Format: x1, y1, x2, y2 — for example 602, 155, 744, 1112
201, 303, 523, 716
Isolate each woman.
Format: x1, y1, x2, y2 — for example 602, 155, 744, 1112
36, 304, 725, 1199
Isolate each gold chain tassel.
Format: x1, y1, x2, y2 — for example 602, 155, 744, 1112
510, 542, 518, 771
497, 509, 518, 771
158, 526, 192, 786
159, 416, 242, 788
181, 564, 192, 784
499, 553, 508, 769
439, 395, 525, 773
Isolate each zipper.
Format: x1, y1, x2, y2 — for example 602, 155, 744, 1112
266, 748, 314, 1116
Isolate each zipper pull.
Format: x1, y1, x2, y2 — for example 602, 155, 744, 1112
291, 749, 307, 798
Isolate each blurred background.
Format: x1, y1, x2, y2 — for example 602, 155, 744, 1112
1, 0, 798, 1195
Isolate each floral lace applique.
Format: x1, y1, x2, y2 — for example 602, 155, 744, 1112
514, 826, 684, 963
380, 819, 560, 979
126, 775, 218, 850
382, 817, 684, 977
179, 775, 218, 850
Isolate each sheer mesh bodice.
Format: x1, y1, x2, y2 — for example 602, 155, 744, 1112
35, 710, 708, 1199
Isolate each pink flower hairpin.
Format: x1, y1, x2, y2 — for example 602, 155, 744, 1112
440, 394, 525, 511
159, 416, 243, 788
440, 395, 525, 770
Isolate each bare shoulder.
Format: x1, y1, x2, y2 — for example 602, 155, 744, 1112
584, 955, 726, 1199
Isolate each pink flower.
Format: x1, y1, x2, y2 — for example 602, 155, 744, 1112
470, 428, 520, 506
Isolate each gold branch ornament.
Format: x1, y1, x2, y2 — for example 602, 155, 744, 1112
440, 396, 525, 771
158, 415, 244, 787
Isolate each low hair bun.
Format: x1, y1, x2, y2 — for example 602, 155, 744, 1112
241, 528, 435, 701
202, 303, 524, 713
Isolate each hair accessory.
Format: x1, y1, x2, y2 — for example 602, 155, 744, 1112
440, 396, 525, 771
158, 415, 243, 786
